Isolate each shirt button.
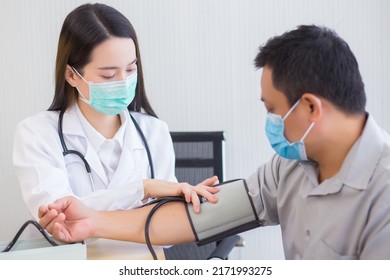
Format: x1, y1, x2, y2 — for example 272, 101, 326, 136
306, 230, 310, 236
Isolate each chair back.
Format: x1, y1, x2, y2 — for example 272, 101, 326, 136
170, 131, 225, 184
164, 131, 235, 260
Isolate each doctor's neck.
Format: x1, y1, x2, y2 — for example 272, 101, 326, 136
77, 100, 121, 139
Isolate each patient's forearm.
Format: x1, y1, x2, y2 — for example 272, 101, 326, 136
92, 202, 195, 245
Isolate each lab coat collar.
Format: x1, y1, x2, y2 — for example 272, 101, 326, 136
61, 104, 85, 137
122, 110, 145, 150
61, 104, 107, 185
61, 105, 146, 186
107, 110, 145, 188
74, 103, 127, 152
63, 104, 127, 144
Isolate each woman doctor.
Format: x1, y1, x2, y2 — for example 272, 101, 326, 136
13, 3, 218, 220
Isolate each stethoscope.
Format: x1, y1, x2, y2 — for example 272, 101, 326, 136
58, 109, 154, 192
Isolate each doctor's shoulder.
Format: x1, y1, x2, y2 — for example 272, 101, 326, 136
128, 111, 171, 136
14, 111, 60, 141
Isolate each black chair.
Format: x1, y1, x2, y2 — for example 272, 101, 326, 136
163, 131, 242, 260
170, 131, 225, 185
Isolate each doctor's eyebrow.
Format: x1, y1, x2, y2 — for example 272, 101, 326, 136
97, 58, 138, 70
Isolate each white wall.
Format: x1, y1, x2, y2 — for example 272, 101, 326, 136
0, 0, 389, 259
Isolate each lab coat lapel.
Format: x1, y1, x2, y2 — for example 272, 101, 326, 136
62, 105, 108, 185
84, 142, 108, 185
108, 111, 144, 188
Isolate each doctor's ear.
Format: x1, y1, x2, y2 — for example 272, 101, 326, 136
64, 65, 78, 87
301, 93, 322, 121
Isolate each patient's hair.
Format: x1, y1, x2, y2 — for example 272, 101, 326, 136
254, 25, 366, 114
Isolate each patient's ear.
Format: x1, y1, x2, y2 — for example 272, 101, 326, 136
301, 93, 322, 122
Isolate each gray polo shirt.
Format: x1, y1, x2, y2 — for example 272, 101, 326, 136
246, 113, 390, 259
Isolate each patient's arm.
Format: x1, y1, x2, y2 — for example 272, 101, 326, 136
39, 196, 195, 244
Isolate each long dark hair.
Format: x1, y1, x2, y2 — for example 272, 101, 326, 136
48, 3, 157, 117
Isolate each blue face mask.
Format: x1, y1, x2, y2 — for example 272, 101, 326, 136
73, 67, 137, 115
265, 100, 315, 160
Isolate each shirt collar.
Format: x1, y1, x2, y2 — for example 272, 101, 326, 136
302, 113, 384, 194
339, 113, 383, 190
75, 103, 127, 151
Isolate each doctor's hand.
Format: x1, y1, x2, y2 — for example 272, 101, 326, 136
38, 196, 96, 243
143, 176, 220, 213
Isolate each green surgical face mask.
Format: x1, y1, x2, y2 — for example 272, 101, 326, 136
73, 67, 137, 115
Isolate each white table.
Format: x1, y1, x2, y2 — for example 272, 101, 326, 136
86, 239, 165, 260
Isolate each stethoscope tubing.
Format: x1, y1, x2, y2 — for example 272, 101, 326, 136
57, 109, 154, 192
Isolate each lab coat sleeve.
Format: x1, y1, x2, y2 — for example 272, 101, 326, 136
13, 115, 145, 219
78, 182, 144, 211
13, 117, 75, 220
245, 154, 281, 226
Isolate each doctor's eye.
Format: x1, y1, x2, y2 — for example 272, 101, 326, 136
101, 75, 115, 79
126, 66, 137, 74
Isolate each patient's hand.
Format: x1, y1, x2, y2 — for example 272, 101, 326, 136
38, 196, 95, 243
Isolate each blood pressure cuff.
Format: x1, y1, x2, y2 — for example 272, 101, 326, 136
185, 179, 263, 246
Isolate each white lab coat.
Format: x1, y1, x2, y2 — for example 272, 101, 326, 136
13, 104, 177, 220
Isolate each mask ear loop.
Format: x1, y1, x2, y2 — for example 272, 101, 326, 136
71, 67, 88, 84
282, 99, 315, 142
282, 99, 301, 121
71, 67, 91, 104
300, 122, 315, 142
